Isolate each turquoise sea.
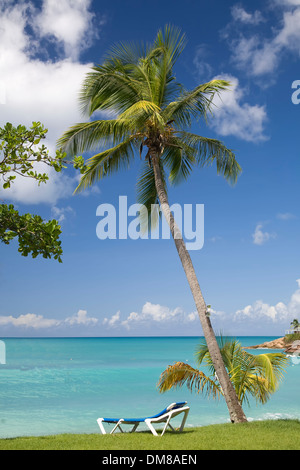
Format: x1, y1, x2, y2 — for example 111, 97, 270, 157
0, 336, 299, 438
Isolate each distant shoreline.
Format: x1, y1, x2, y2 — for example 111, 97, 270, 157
246, 337, 286, 349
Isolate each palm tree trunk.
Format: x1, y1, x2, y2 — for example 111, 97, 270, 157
151, 154, 247, 423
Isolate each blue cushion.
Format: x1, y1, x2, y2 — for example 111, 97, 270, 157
103, 402, 187, 423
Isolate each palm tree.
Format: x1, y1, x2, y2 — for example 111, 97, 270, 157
290, 319, 300, 333
58, 25, 247, 422
158, 337, 288, 406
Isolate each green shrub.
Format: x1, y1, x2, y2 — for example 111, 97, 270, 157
285, 333, 300, 344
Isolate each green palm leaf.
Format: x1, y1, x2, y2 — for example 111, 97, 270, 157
79, 65, 142, 116
118, 100, 164, 131
162, 79, 231, 127
157, 361, 220, 399
178, 131, 241, 184
154, 25, 186, 66
75, 138, 135, 193
162, 137, 196, 184
192, 337, 288, 405
57, 119, 132, 155
251, 353, 288, 393
152, 25, 186, 107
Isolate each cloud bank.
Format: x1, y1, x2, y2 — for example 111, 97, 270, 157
1, 279, 299, 336
0, 309, 98, 334
228, 2, 300, 77
209, 74, 268, 142
0, 0, 101, 205
103, 302, 198, 331
102, 279, 300, 335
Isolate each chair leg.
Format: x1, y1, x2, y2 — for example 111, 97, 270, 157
111, 419, 124, 434
130, 423, 139, 433
144, 419, 159, 436
179, 409, 189, 432
167, 422, 176, 432
161, 415, 172, 437
97, 418, 106, 435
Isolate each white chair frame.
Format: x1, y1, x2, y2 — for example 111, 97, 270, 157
97, 404, 190, 437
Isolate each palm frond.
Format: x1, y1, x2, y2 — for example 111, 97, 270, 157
104, 40, 147, 67
79, 64, 142, 116
133, 60, 157, 103
118, 100, 161, 130
154, 25, 186, 67
157, 361, 221, 399
195, 336, 240, 373
162, 79, 231, 127
57, 119, 132, 156
75, 138, 135, 193
151, 25, 186, 108
178, 131, 241, 184
162, 137, 196, 184
251, 353, 288, 393
195, 338, 288, 405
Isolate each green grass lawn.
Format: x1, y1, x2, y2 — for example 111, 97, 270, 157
0, 420, 300, 450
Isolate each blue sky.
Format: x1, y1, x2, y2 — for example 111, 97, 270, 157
0, 0, 299, 337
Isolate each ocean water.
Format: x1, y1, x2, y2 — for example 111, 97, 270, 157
0, 336, 299, 438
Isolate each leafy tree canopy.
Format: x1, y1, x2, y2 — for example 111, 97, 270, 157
0, 121, 86, 262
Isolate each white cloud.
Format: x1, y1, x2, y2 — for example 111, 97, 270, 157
230, 36, 280, 77
209, 75, 268, 142
64, 309, 98, 326
275, 8, 300, 51
0, 309, 98, 330
35, 0, 97, 59
0, 162, 77, 205
276, 0, 300, 5
121, 302, 184, 329
231, 5, 264, 25
235, 301, 289, 322
0, 0, 101, 205
103, 311, 121, 328
0, 313, 60, 329
252, 223, 276, 245
229, 3, 300, 77
186, 311, 198, 322
235, 279, 300, 325
102, 302, 198, 331
277, 212, 297, 220
51, 205, 75, 223
2, 280, 300, 335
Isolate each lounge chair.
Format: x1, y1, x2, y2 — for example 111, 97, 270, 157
97, 401, 190, 436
